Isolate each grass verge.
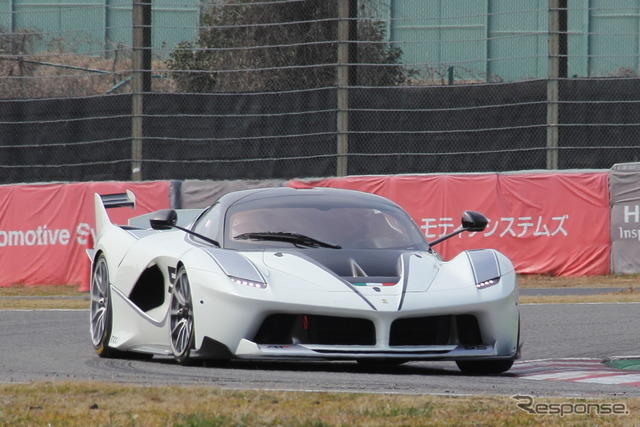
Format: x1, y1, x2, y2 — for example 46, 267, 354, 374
0, 382, 639, 426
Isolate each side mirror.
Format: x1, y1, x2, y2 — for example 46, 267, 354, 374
461, 210, 488, 232
429, 210, 489, 246
148, 209, 221, 247
149, 209, 178, 230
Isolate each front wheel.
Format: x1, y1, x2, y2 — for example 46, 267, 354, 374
170, 267, 196, 365
456, 359, 514, 375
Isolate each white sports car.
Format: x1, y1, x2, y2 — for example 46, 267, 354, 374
89, 186, 520, 374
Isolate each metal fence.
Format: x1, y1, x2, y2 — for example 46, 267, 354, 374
0, 0, 639, 184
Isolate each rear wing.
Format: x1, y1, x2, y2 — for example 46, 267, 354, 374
100, 190, 136, 210
93, 190, 136, 244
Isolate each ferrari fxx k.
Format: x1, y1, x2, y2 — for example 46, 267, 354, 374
89, 187, 520, 374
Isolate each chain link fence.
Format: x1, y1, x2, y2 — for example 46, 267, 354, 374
0, 0, 638, 184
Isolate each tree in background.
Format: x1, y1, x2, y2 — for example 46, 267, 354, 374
166, 0, 416, 92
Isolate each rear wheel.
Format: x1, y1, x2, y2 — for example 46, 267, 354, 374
456, 359, 514, 375
90, 254, 117, 358
170, 267, 196, 365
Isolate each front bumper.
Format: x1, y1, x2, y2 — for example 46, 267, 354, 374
234, 339, 516, 361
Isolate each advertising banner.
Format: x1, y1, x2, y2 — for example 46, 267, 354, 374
289, 172, 610, 276
610, 163, 640, 274
0, 181, 171, 290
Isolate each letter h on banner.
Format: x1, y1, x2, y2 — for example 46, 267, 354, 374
624, 205, 640, 223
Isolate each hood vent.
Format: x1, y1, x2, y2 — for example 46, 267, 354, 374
350, 259, 368, 277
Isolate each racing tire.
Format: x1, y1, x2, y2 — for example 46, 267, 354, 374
455, 359, 515, 375
170, 266, 196, 366
90, 254, 118, 358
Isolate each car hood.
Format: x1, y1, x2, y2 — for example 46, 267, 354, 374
258, 248, 440, 294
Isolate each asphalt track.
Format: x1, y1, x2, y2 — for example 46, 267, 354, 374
1, 302, 640, 398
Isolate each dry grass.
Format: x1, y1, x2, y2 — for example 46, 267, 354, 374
0, 52, 176, 98
520, 292, 640, 304
0, 382, 638, 426
0, 298, 88, 310
0, 284, 88, 310
517, 274, 640, 304
0, 284, 81, 297
518, 274, 640, 289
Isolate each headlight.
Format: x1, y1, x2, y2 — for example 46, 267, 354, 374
475, 277, 500, 289
229, 276, 267, 289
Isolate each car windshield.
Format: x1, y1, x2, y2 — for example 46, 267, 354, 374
225, 203, 428, 250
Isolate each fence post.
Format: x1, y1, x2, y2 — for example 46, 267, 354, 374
336, 0, 350, 177
547, 0, 560, 170
131, 0, 152, 181
547, 0, 566, 170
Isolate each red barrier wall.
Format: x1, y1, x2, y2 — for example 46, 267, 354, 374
0, 181, 171, 290
289, 173, 610, 276
0, 174, 612, 290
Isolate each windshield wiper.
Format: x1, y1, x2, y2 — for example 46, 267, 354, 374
234, 232, 342, 249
